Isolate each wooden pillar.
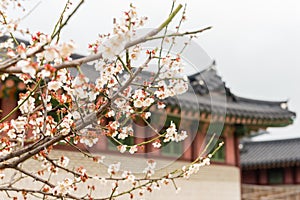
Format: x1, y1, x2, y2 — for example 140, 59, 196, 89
284, 167, 294, 184
259, 169, 268, 185
224, 126, 236, 165
181, 126, 194, 161
134, 123, 146, 154
295, 167, 300, 184
144, 112, 165, 157
96, 134, 107, 151
192, 123, 208, 160
145, 124, 161, 157
181, 135, 193, 161
180, 119, 193, 161
234, 134, 240, 167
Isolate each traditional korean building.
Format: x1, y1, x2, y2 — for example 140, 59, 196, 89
241, 138, 300, 200
0, 36, 296, 199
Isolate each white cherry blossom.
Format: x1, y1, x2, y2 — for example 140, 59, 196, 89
18, 60, 36, 78
129, 145, 138, 154
48, 81, 62, 91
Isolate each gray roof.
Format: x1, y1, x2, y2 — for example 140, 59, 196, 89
241, 138, 300, 169
165, 66, 295, 125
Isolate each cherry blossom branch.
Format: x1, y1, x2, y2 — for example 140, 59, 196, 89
105, 180, 162, 200
0, 134, 64, 169
0, 11, 19, 46
51, 0, 85, 42
166, 3, 187, 56
0, 136, 49, 164
0, 49, 177, 167
0, 187, 69, 199
109, 183, 118, 200
157, 0, 176, 70
0, 4, 183, 74
10, 166, 82, 200
14, 166, 54, 188
147, 26, 212, 42
51, 0, 72, 42
63, 138, 98, 159
0, 0, 85, 71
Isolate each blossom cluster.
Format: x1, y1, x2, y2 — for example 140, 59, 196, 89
182, 157, 211, 179
154, 56, 189, 99
164, 121, 188, 143
143, 159, 157, 178
88, 4, 147, 59
52, 178, 75, 196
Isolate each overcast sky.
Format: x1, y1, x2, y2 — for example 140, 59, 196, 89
8, 0, 300, 140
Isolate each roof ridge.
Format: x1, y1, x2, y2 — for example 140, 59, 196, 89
232, 94, 289, 105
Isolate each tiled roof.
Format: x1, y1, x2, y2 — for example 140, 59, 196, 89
241, 138, 300, 169
165, 65, 296, 125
